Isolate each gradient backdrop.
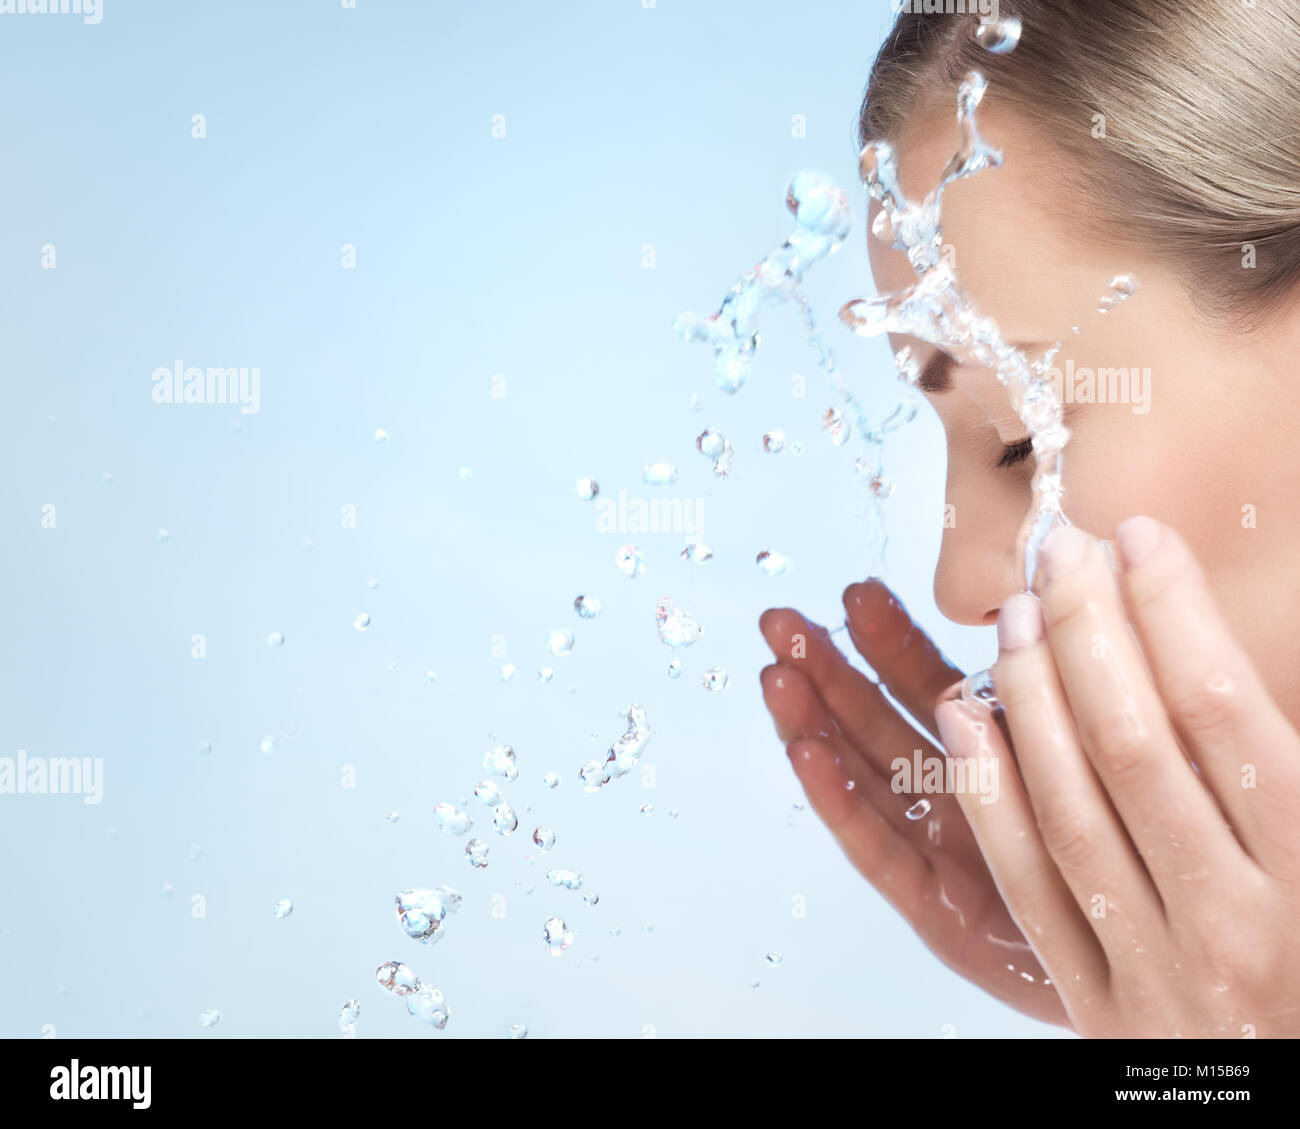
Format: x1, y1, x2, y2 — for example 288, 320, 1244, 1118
0, 0, 1061, 1037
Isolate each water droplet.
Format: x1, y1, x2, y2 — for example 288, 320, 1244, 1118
465, 839, 489, 868
458, 466, 472, 480
338, 1000, 360, 1032
575, 476, 600, 501
668, 808, 680, 818
507, 1023, 528, 1039
655, 597, 703, 647
258, 735, 275, 755
434, 802, 473, 836
869, 475, 895, 499
532, 827, 556, 852
582, 891, 599, 906
580, 760, 607, 791
406, 984, 450, 1029
543, 773, 559, 789
680, 541, 713, 563
198, 1009, 221, 1028
610, 925, 622, 937
376, 960, 419, 996
696, 428, 727, 459
538, 667, 554, 684
273, 899, 293, 919
642, 922, 655, 934
615, 545, 645, 578
642, 462, 679, 486
546, 629, 575, 656
762, 430, 786, 454
585, 704, 652, 790
893, 345, 921, 386
639, 802, 654, 815
701, 668, 729, 692
756, 550, 790, 576
385, 811, 399, 824
353, 612, 371, 631
492, 803, 519, 836
1098, 274, 1138, 314
197, 740, 212, 756
498, 663, 518, 682
373, 428, 389, 443
667, 657, 682, 679
266, 632, 284, 647
546, 868, 583, 890
905, 798, 932, 821
544, 917, 574, 956
765, 952, 783, 967
100, 471, 114, 487
574, 595, 602, 619
187, 843, 203, 861
425, 670, 438, 683
789, 441, 804, 456
473, 780, 505, 807
161, 882, 175, 897
156, 529, 171, 543
484, 744, 519, 781
822, 407, 852, 446
975, 15, 1022, 54
395, 889, 449, 943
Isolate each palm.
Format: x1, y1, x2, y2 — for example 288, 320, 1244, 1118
760, 580, 1070, 1029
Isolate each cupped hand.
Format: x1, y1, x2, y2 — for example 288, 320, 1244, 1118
759, 581, 1072, 1028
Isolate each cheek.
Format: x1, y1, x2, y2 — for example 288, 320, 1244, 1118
1056, 409, 1178, 538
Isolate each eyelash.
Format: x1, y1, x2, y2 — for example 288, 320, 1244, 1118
996, 438, 1035, 470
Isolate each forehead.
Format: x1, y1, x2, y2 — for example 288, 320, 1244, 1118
865, 100, 1136, 340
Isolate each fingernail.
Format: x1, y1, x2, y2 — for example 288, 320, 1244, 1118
1115, 516, 1161, 570
997, 593, 1044, 651
1040, 525, 1089, 580
934, 699, 976, 755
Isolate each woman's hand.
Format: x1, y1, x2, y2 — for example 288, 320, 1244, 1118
934, 517, 1300, 1037
759, 581, 1072, 1027
763, 515, 1300, 1036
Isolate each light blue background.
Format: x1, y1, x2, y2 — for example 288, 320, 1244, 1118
0, 0, 1059, 1037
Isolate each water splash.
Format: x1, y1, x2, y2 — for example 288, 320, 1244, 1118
839, 66, 1138, 594
675, 169, 920, 575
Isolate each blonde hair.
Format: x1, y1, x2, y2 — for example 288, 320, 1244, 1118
860, 0, 1300, 328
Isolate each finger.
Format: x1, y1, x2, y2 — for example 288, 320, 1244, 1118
935, 696, 1110, 991
785, 734, 935, 922
1114, 516, 1300, 874
760, 607, 943, 778
1036, 525, 1251, 896
993, 592, 1169, 953
843, 579, 965, 740
761, 663, 964, 836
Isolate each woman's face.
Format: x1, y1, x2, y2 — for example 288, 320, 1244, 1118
867, 101, 1300, 716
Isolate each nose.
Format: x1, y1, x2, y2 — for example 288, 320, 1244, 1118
932, 472, 1027, 626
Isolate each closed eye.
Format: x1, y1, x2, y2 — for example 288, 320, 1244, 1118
996, 437, 1034, 470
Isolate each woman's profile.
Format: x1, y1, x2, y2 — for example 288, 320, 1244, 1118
761, 0, 1300, 1036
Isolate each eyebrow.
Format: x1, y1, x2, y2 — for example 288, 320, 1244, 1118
919, 348, 953, 394
916, 341, 1047, 394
